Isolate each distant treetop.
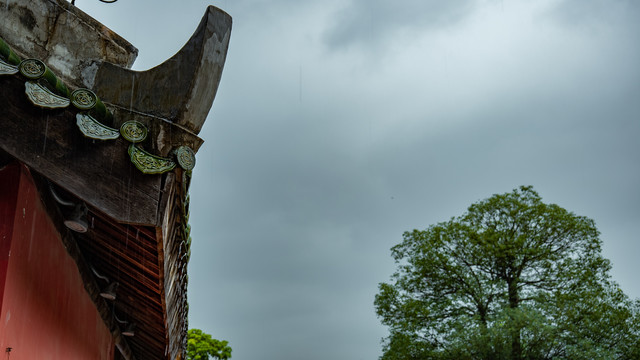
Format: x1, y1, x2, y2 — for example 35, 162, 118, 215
187, 329, 232, 360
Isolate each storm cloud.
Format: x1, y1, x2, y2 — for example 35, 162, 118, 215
78, 0, 640, 359
324, 0, 475, 49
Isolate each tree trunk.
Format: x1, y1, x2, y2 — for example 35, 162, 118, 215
508, 280, 522, 360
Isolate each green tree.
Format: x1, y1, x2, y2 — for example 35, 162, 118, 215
186, 329, 232, 360
375, 186, 640, 360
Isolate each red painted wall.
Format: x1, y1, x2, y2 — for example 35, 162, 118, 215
0, 163, 114, 360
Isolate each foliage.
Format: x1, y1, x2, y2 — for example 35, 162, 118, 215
375, 186, 640, 360
186, 329, 232, 360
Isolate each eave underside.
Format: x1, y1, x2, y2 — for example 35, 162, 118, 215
0, 74, 189, 359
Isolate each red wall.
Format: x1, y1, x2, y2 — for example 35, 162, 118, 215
0, 163, 114, 360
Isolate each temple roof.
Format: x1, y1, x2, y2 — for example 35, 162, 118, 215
0, 1, 231, 359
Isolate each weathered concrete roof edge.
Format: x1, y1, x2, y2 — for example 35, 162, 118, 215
0, 0, 138, 87
90, 6, 233, 135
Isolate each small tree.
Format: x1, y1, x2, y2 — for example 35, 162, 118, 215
375, 186, 640, 360
186, 329, 232, 360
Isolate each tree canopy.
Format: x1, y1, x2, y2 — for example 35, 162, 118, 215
375, 186, 640, 360
186, 329, 232, 360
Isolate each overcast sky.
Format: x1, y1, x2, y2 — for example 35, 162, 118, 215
79, 1, 640, 359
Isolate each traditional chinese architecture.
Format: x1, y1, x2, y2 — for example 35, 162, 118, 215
0, 0, 231, 359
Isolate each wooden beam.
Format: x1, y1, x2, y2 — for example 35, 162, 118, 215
0, 75, 162, 225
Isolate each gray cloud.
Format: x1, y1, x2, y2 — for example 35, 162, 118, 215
79, 0, 640, 359
546, 0, 640, 28
324, 0, 475, 50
